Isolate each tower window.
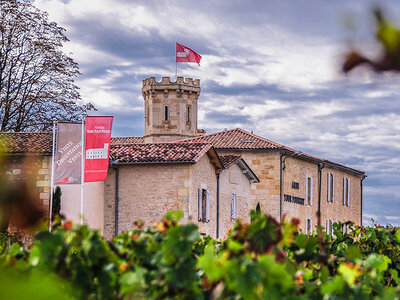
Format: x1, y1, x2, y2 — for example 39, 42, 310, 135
187, 106, 191, 124
164, 106, 168, 121
147, 107, 150, 125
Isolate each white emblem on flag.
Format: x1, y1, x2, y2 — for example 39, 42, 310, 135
177, 49, 191, 57
86, 143, 109, 159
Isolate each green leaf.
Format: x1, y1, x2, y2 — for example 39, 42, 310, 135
345, 246, 362, 262
120, 267, 147, 295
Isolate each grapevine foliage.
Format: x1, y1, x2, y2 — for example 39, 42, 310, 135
1, 210, 400, 299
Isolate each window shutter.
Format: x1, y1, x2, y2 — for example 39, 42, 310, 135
310, 177, 313, 206
331, 221, 335, 237
233, 194, 237, 220
310, 219, 313, 234
198, 188, 202, 221
327, 173, 331, 202
332, 174, 335, 203
343, 178, 346, 206
305, 177, 309, 205
347, 178, 350, 206
206, 190, 210, 222
326, 219, 330, 235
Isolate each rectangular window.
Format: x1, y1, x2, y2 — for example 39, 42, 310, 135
343, 177, 350, 206
187, 106, 191, 124
327, 173, 334, 202
147, 107, 150, 125
305, 218, 312, 235
164, 106, 168, 121
326, 219, 334, 237
198, 188, 210, 222
305, 176, 313, 206
231, 193, 237, 220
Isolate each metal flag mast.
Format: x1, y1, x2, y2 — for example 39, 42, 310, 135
175, 41, 178, 79
80, 114, 86, 225
49, 120, 57, 232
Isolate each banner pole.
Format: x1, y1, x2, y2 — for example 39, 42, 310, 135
49, 120, 57, 232
80, 115, 86, 225
175, 41, 178, 79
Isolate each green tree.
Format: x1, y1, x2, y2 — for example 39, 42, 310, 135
0, 0, 94, 132
52, 186, 61, 220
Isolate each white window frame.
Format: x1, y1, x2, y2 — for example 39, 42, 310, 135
343, 177, 350, 206
326, 219, 334, 237
198, 188, 210, 223
327, 173, 334, 203
231, 193, 237, 220
305, 176, 313, 206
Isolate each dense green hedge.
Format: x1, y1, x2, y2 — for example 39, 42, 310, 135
1, 210, 400, 299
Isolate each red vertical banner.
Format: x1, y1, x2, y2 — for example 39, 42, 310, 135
84, 116, 113, 182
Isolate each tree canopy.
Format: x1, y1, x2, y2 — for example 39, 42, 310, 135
0, 0, 94, 132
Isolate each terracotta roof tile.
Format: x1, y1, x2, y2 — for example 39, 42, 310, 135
111, 136, 144, 144
183, 128, 364, 175
219, 155, 242, 169
0, 132, 52, 154
184, 128, 294, 150
110, 142, 213, 164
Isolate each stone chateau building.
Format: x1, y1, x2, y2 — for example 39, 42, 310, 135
0, 76, 366, 239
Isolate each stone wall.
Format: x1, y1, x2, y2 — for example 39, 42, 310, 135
282, 157, 362, 231
219, 163, 252, 239
142, 77, 200, 143
103, 155, 219, 240
2, 154, 51, 214
217, 150, 281, 219
215, 150, 363, 232
189, 155, 218, 237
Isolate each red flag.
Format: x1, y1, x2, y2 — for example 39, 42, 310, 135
176, 42, 202, 66
84, 116, 113, 182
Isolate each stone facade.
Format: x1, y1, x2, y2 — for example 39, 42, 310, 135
219, 163, 252, 239
217, 150, 281, 218
215, 150, 363, 232
142, 77, 201, 143
2, 154, 52, 214
103, 155, 220, 240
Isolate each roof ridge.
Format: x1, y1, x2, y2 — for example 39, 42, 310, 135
111, 141, 211, 147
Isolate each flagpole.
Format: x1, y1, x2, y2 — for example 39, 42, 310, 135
175, 41, 178, 79
49, 120, 57, 232
80, 114, 86, 225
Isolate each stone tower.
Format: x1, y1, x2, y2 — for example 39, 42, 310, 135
142, 76, 204, 143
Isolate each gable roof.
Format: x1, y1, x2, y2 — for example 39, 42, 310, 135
110, 142, 222, 172
184, 128, 292, 150
0, 132, 52, 154
219, 155, 242, 169
219, 154, 260, 183
183, 128, 365, 175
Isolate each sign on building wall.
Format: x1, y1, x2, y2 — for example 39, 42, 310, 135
53, 123, 82, 184
84, 116, 113, 182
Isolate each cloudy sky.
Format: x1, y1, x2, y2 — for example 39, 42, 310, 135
33, 0, 400, 226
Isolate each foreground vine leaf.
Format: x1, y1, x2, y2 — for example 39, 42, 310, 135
343, 9, 400, 73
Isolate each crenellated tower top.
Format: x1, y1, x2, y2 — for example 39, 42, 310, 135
142, 76, 204, 143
